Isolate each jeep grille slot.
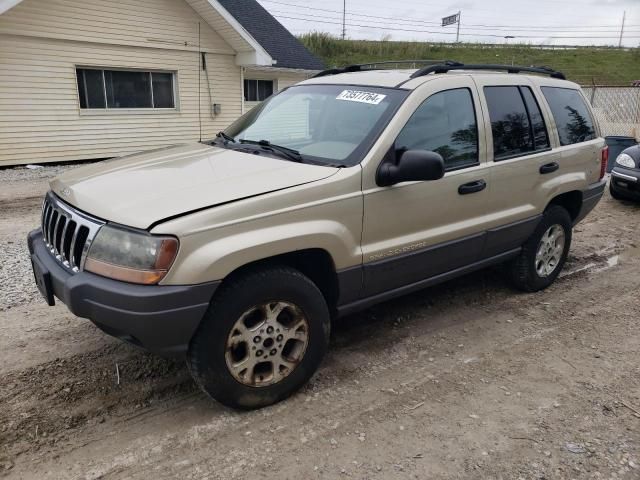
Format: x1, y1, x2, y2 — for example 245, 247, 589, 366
41, 192, 104, 272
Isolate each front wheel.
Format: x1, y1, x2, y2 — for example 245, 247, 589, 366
508, 205, 572, 292
187, 266, 330, 410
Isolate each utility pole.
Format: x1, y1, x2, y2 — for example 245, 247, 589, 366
342, 0, 346, 40
456, 10, 461, 43
618, 10, 626, 48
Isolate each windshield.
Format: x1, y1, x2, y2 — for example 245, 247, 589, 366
222, 84, 408, 166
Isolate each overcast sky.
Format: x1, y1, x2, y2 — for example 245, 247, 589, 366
257, 0, 640, 47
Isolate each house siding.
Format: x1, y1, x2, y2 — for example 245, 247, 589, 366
0, 0, 234, 54
0, 0, 242, 166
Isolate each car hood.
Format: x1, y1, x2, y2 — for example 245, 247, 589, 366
50, 143, 339, 229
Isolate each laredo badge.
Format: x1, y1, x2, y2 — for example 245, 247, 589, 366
336, 90, 387, 105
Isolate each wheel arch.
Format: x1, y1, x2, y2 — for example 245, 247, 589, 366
216, 248, 341, 315
546, 190, 583, 222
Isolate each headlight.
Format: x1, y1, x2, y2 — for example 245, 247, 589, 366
616, 153, 636, 169
84, 225, 178, 284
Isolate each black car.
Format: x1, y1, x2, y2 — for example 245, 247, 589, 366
610, 144, 640, 201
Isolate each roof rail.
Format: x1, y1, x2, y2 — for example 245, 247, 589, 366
312, 60, 461, 78
409, 63, 566, 80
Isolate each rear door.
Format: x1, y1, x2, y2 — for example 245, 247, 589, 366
473, 77, 562, 257
476, 77, 603, 258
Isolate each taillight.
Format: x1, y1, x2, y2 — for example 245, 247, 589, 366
600, 146, 608, 179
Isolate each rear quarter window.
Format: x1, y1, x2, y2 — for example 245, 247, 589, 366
541, 87, 596, 146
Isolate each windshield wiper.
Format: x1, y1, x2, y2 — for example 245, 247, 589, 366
239, 139, 303, 163
216, 131, 236, 143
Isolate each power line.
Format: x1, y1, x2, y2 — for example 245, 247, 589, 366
341, 0, 639, 22
260, 0, 640, 31
273, 13, 640, 39
260, 0, 640, 28
267, 8, 640, 34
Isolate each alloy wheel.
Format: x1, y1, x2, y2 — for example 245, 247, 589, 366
224, 301, 309, 387
535, 224, 566, 277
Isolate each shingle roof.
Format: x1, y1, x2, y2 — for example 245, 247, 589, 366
216, 0, 325, 70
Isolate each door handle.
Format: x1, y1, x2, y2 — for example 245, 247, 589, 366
539, 162, 559, 174
458, 179, 487, 195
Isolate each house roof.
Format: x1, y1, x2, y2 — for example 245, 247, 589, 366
215, 0, 325, 71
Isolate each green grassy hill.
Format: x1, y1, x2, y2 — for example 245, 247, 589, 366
300, 33, 640, 86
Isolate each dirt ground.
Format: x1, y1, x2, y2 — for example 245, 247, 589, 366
1, 168, 639, 480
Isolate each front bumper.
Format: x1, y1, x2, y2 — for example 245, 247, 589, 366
573, 179, 606, 225
28, 229, 219, 358
610, 166, 640, 200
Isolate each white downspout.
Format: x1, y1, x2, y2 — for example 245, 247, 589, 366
240, 66, 245, 115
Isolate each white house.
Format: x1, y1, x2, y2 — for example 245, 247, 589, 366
0, 0, 324, 166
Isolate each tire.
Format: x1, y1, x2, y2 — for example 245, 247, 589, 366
508, 205, 572, 292
187, 266, 330, 410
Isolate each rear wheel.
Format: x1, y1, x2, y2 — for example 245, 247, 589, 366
187, 266, 330, 410
508, 205, 572, 292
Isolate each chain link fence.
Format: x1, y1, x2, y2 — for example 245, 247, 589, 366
582, 86, 640, 139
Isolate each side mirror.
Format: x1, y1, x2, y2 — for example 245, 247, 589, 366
376, 150, 445, 187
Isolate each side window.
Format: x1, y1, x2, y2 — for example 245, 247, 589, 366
541, 87, 596, 146
484, 86, 551, 160
484, 86, 533, 160
521, 87, 550, 150
395, 88, 479, 171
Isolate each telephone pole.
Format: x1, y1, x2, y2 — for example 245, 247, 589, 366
618, 10, 626, 48
342, 0, 346, 40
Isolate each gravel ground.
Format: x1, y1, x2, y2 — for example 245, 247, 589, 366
1, 167, 639, 479
0, 165, 74, 184
0, 165, 80, 312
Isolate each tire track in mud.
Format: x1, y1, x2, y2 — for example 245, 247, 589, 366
0, 196, 43, 220
0, 345, 197, 464
26, 262, 640, 480
0, 247, 632, 474
0, 267, 513, 471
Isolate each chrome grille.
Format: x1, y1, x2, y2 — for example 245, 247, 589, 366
41, 192, 104, 272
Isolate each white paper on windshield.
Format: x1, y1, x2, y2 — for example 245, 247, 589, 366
336, 90, 386, 105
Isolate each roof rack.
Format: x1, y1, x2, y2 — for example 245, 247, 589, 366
409, 63, 566, 80
312, 60, 460, 78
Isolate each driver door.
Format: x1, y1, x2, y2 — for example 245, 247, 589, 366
360, 77, 492, 297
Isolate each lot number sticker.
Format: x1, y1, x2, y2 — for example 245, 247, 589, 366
336, 90, 386, 105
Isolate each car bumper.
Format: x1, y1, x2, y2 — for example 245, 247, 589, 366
610, 167, 640, 200
574, 179, 606, 225
27, 229, 219, 358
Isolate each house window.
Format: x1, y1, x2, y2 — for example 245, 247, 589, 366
76, 68, 176, 109
244, 79, 274, 102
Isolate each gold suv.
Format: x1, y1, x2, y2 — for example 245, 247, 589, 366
28, 62, 607, 409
